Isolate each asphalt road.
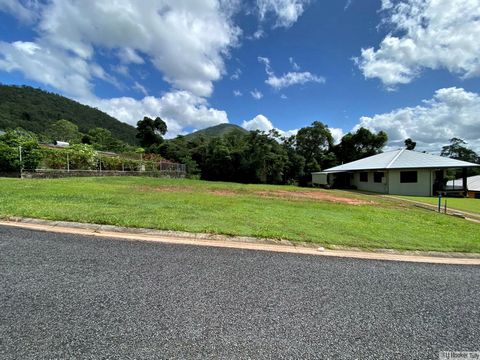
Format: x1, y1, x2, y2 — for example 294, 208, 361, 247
1, 226, 479, 359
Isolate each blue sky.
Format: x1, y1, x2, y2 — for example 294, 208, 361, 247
0, 0, 479, 152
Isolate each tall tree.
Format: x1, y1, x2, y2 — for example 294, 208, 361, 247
282, 135, 305, 184
294, 121, 335, 185
87, 127, 114, 150
334, 127, 388, 164
440, 138, 478, 163
404, 138, 416, 150
136, 116, 167, 149
47, 119, 81, 143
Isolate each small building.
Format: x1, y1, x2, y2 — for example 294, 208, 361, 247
312, 149, 480, 196
53, 140, 70, 147
447, 175, 480, 198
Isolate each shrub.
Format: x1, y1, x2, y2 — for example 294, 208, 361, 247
67, 144, 97, 170
0, 129, 42, 171
99, 156, 123, 171
40, 148, 67, 169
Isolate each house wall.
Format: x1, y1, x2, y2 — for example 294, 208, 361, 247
318, 168, 451, 196
349, 169, 438, 196
312, 173, 328, 185
351, 171, 388, 193
388, 169, 434, 196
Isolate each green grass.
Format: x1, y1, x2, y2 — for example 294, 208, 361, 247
0, 177, 479, 253
395, 196, 480, 215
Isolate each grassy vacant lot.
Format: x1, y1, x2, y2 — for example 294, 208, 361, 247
396, 195, 480, 215
0, 177, 479, 253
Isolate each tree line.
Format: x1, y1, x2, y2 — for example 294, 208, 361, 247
136, 117, 480, 184
136, 117, 389, 185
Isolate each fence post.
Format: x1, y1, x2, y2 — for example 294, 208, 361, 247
18, 145, 23, 178
66, 152, 70, 172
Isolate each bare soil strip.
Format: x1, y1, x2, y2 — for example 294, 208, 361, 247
139, 185, 373, 205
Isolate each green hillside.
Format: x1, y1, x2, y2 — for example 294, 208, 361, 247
184, 123, 248, 140
0, 84, 138, 144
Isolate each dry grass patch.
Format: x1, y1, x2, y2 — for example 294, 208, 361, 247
137, 184, 374, 205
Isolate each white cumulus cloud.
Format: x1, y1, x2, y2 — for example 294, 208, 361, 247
266, 71, 325, 90
87, 91, 229, 138
0, 0, 241, 98
258, 56, 325, 90
256, 0, 310, 28
242, 114, 298, 137
0, 40, 102, 98
329, 127, 344, 145
356, 0, 480, 88
356, 87, 480, 152
242, 114, 274, 132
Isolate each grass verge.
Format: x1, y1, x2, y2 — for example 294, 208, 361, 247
0, 177, 479, 253
395, 195, 480, 215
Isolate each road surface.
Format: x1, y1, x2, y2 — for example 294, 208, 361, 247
1, 225, 478, 359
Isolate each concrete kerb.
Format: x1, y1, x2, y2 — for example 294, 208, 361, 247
1, 216, 479, 265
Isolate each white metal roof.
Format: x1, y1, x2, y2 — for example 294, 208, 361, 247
447, 175, 480, 191
317, 149, 480, 173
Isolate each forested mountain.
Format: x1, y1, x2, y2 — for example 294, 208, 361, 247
0, 85, 137, 144
184, 123, 248, 140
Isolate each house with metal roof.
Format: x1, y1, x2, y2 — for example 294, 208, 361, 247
447, 175, 480, 198
312, 149, 480, 196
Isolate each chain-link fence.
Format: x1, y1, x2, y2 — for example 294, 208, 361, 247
16, 146, 187, 178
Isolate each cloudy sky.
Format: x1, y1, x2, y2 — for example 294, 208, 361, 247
0, 0, 479, 152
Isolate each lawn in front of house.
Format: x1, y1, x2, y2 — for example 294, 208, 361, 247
0, 177, 479, 253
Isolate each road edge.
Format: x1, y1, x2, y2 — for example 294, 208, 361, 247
1, 217, 479, 265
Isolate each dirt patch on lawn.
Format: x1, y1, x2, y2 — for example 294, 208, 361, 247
138, 185, 195, 193
137, 185, 238, 196
254, 190, 372, 205
138, 185, 372, 205
207, 189, 238, 196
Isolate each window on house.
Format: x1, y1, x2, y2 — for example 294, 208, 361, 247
400, 171, 417, 183
359, 172, 368, 182
374, 172, 384, 183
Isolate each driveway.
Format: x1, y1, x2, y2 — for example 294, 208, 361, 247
1, 225, 478, 359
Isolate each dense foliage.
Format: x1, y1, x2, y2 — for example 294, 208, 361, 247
158, 122, 388, 185
0, 84, 138, 144
441, 138, 479, 164
136, 116, 167, 150
38, 145, 168, 172
0, 129, 42, 171
441, 137, 480, 176
0, 128, 169, 172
